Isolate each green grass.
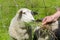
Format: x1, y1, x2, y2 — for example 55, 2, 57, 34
0, 0, 60, 40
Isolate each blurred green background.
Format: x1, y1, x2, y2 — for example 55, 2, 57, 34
0, 0, 60, 40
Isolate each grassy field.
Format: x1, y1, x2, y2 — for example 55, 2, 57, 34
0, 0, 60, 40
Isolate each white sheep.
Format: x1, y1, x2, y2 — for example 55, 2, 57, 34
9, 8, 35, 40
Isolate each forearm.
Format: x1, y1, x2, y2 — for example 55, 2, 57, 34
52, 11, 60, 20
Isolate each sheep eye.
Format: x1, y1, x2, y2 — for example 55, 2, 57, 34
23, 12, 25, 14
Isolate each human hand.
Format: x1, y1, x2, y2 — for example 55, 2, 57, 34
42, 16, 57, 25
42, 8, 60, 25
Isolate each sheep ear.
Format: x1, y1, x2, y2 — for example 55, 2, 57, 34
18, 11, 22, 19
31, 11, 38, 15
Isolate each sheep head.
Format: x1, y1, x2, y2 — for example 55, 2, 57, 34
16, 8, 38, 23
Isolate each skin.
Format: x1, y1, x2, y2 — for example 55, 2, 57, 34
42, 8, 60, 25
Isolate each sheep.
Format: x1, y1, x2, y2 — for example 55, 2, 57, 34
9, 8, 36, 40
33, 19, 60, 40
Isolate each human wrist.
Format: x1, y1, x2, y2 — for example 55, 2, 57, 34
53, 11, 60, 19
51, 11, 60, 21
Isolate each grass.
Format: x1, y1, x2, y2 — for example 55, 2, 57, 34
0, 0, 60, 40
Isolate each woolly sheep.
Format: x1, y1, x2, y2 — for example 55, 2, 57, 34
9, 8, 35, 40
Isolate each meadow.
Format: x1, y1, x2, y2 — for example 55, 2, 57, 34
0, 0, 60, 40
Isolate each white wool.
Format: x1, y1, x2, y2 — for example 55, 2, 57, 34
45, 35, 49, 40
51, 21, 58, 31
34, 26, 40, 31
